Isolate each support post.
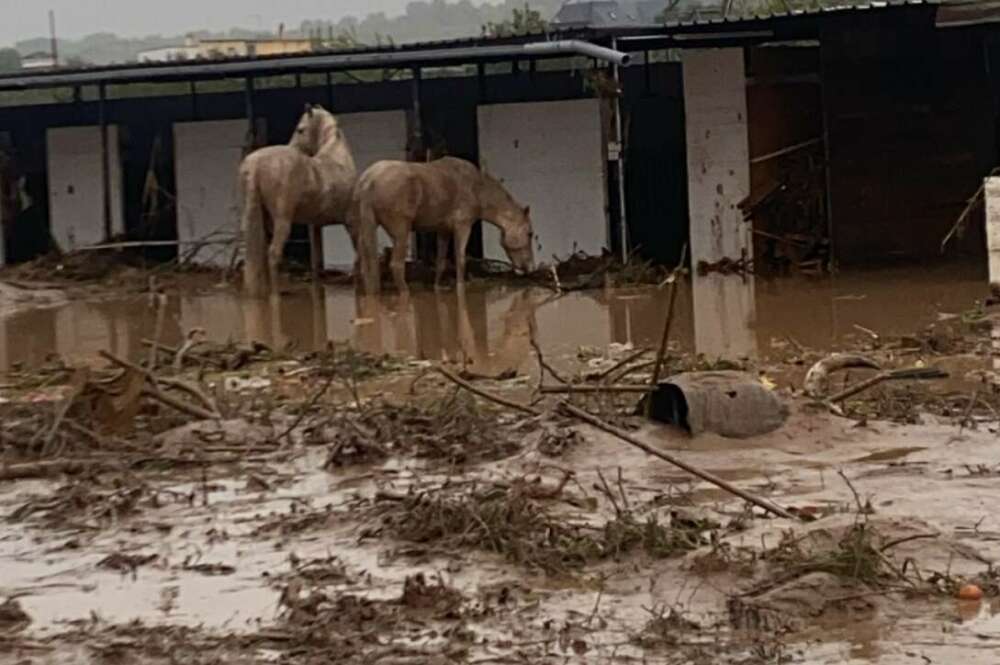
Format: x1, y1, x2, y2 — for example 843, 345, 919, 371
643, 50, 652, 95
189, 81, 198, 119
682, 48, 751, 267
244, 76, 256, 151
819, 39, 836, 271
985, 177, 1000, 297
98, 83, 112, 241
477, 62, 486, 102
410, 67, 431, 263
612, 37, 629, 263
410, 67, 424, 160
682, 48, 756, 361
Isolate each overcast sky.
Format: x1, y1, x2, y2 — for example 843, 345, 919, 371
1, 1, 420, 43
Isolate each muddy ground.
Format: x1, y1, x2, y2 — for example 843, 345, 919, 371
2, 257, 1000, 664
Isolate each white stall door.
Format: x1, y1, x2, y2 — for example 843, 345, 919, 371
477, 99, 606, 265
173, 120, 255, 267
46, 126, 124, 252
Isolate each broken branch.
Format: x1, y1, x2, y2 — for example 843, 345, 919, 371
560, 402, 799, 521
648, 243, 688, 416
435, 366, 541, 416
540, 384, 652, 394
830, 367, 948, 403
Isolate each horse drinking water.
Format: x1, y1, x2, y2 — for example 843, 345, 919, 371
239, 104, 357, 297
350, 156, 534, 295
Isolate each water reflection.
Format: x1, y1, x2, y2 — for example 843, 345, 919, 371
691, 273, 757, 359
0, 263, 987, 372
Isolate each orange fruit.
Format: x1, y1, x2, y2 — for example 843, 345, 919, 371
957, 584, 984, 601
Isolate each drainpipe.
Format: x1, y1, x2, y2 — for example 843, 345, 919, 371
522, 41, 631, 67
0, 40, 631, 91
611, 37, 629, 263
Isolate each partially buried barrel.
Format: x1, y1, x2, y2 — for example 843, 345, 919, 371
641, 371, 789, 439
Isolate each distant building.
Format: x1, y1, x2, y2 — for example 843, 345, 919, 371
138, 36, 314, 63
138, 36, 202, 63
21, 51, 57, 70
248, 38, 314, 57
551, 0, 726, 28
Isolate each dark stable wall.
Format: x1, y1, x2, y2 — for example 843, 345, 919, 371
746, 45, 826, 274
822, 12, 997, 265
0, 62, 688, 266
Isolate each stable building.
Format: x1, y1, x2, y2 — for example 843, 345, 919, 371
0, 0, 998, 276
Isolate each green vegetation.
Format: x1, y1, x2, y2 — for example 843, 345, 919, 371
12, 1, 564, 67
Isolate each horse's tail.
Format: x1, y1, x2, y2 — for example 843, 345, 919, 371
349, 180, 381, 296
239, 157, 268, 298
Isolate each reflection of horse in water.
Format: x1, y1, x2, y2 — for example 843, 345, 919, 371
353, 288, 543, 374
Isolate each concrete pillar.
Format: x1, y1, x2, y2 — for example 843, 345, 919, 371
682, 48, 751, 263
683, 49, 756, 361
986, 177, 1000, 296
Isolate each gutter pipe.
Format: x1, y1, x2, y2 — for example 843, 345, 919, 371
0, 40, 631, 91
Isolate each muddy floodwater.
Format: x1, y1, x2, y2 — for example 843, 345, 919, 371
3, 261, 1000, 664
0, 263, 986, 372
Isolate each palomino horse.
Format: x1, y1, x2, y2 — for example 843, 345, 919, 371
239, 104, 357, 297
350, 157, 534, 295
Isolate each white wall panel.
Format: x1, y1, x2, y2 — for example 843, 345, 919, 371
46, 126, 124, 251
173, 120, 250, 266
477, 99, 606, 265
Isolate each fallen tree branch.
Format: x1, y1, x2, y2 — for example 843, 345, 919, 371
0, 460, 97, 481
540, 384, 652, 394
941, 167, 1000, 254
157, 377, 222, 417
99, 350, 219, 421
594, 348, 650, 383
275, 373, 337, 443
648, 244, 688, 416
529, 317, 568, 387
435, 365, 541, 416
140, 387, 218, 421
560, 401, 800, 521
830, 367, 948, 403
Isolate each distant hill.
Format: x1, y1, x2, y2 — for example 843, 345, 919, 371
13, 0, 566, 66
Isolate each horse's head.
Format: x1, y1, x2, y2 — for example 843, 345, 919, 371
290, 104, 343, 156
498, 203, 535, 274
479, 170, 535, 273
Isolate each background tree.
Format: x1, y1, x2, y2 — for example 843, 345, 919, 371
482, 3, 548, 38
0, 48, 22, 72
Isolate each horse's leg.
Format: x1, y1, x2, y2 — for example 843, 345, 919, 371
389, 230, 411, 297
308, 225, 323, 285
268, 217, 293, 295
453, 223, 473, 291
434, 233, 450, 289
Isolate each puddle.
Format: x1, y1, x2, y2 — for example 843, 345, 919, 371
0, 262, 986, 372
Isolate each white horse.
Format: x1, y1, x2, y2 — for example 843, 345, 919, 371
239, 104, 357, 297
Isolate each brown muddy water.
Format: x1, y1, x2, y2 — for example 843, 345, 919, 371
0, 263, 987, 373
2, 262, 999, 664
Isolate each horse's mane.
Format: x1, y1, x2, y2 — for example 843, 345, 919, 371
310, 108, 344, 151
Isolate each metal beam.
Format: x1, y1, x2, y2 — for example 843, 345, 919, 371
0, 40, 631, 92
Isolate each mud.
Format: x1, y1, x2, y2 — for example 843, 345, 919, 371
0, 261, 999, 664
